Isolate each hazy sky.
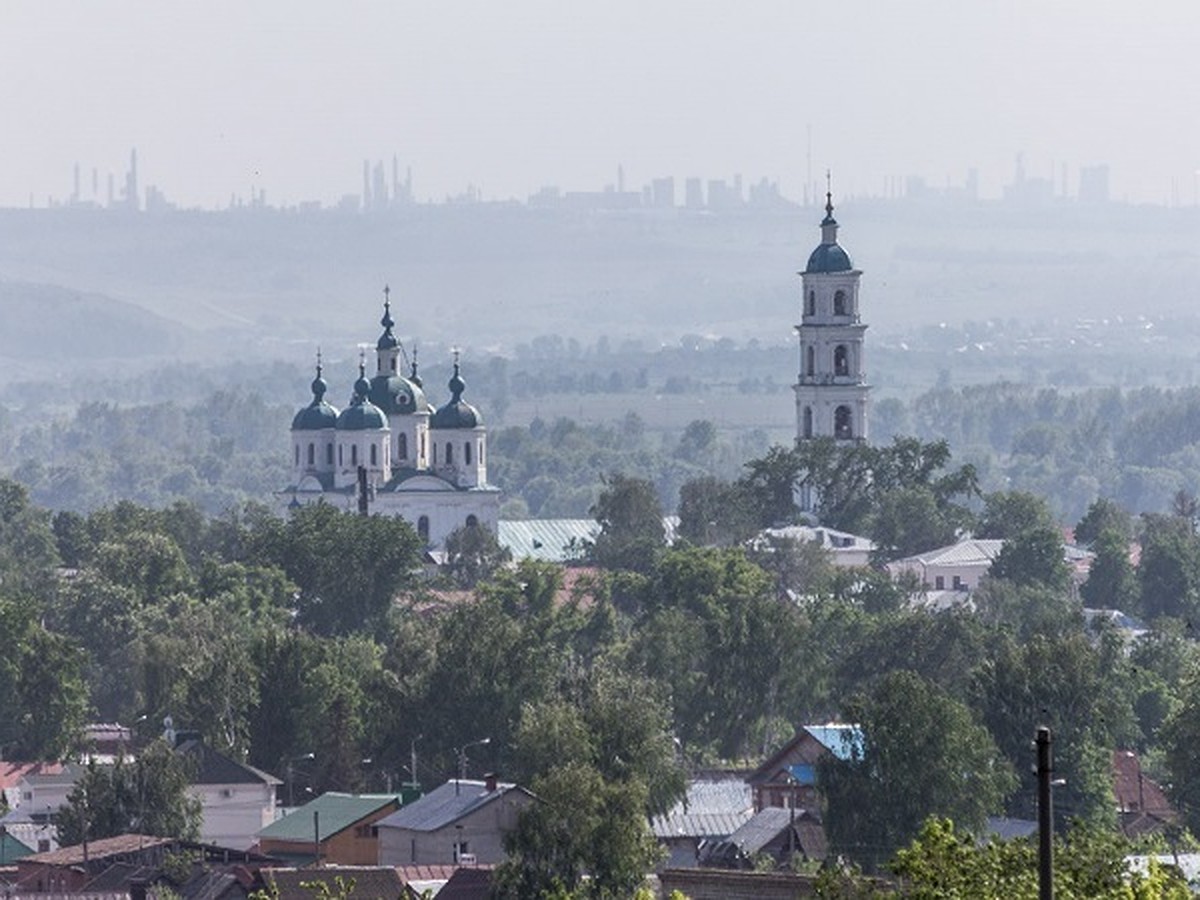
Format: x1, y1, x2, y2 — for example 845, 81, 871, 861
2, 1, 1197, 209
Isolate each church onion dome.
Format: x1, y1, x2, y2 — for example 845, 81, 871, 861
292, 362, 339, 430
804, 191, 853, 274
369, 373, 429, 415
377, 294, 399, 350
336, 363, 388, 431
431, 360, 482, 429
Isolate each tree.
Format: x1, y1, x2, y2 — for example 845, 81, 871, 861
976, 490, 1056, 539
988, 526, 1070, 591
249, 502, 423, 636
1080, 528, 1137, 611
56, 740, 201, 845
1074, 498, 1133, 546
1138, 514, 1200, 621
589, 473, 664, 573
676, 475, 757, 547
441, 522, 512, 588
820, 671, 1016, 869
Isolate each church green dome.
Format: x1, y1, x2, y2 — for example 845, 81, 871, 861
369, 373, 429, 415
805, 242, 853, 273
431, 361, 481, 429
377, 296, 399, 350
292, 364, 339, 430
804, 191, 853, 273
337, 363, 389, 431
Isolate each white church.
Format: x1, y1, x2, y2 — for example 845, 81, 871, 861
281, 289, 500, 549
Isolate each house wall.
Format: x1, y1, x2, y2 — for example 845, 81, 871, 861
888, 559, 990, 592
190, 782, 277, 850
377, 793, 530, 866
259, 804, 399, 866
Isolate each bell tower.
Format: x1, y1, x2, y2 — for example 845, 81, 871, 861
794, 185, 869, 445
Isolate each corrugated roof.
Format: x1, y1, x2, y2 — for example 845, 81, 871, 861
261, 866, 406, 900
0, 762, 64, 790
257, 793, 401, 842
651, 779, 753, 839
376, 781, 525, 833
21, 834, 172, 866
498, 519, 598, 562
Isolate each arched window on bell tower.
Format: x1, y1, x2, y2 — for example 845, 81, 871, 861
806, 290, 816, 316
833, 290, 847, 316
398, 432, 408, 460
417, 516, 430, 542
803, 406, 813, 438
835, 405, 853, 439
806, 346, 815, 377
834, 345, 849, 377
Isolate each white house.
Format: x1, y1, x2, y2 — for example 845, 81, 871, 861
175, 737, 280, 850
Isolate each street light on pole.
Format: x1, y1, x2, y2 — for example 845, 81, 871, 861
454, 738, 491, 795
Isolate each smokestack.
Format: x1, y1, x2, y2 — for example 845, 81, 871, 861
484, 773, 497, 793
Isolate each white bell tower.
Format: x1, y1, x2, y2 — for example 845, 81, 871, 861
794, 186, 869, 446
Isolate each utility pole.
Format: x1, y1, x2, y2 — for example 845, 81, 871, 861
1037, 726, 1054, 900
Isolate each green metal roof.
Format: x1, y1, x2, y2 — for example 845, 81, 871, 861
257, 792, 403, 843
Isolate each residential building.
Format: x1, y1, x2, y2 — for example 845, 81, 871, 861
755, 525, 875, 569
651, 777, 754, 869
175, 736, 280, 850
697, 806, 827, 868
746, 725, 862, 814
1113, 750, 1178, 838
886, 538, 1004, 594
255, 792, 405, 866
281, 289, 500, 551
375, 778, 533, 866
254, 866, 407, 900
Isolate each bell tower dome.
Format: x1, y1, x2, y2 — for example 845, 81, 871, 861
794, 183, 869, 445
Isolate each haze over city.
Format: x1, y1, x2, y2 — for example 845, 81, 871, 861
3, 0, 1199, 209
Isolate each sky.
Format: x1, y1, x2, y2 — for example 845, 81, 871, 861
1, 1, 1198, 209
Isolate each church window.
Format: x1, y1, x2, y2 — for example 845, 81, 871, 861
370, 444, 377, 466
420, 433, 426, 461
465, 442, 473, 465
307, 443, 315, 466
398, 433, 408, 459
835, 405, 853, 439
390, 358, 397, 372
326, 444, 334, 465
803, 406, 813, 438
806, 290, 815, 316
834, 345, 849, 376
834, 290, 847, 316
338, 445, 343, 466
417, 516, 429, 541
351, 445, 358, 465
480, 442, 485, 465
466, 514, 478, 528
432, 443, 437, 464
294, 445, 300, 467
446, 443, 454, 465
805, 346, 815, 377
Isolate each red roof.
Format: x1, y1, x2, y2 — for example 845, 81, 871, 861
0, 761, 64, 790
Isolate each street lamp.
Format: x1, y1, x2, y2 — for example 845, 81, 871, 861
454, 738, 491, 794
284, 753, 315, 808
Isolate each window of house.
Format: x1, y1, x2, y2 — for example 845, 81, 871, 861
935, 576, 945, 590
953, 575, 964, 590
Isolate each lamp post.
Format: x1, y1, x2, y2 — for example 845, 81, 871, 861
284, 753, 315, 808
454, 738, 491, 795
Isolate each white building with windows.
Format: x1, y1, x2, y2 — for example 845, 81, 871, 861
281, 289, 500, 550
794, 191, 869, 445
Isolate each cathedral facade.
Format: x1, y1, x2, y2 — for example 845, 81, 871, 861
794, 191, 869, 445
282, 290, 500, 549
